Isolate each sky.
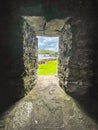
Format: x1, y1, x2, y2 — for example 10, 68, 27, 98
37, 36, 59, 52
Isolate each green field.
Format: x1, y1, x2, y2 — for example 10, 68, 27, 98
38, 60, 58, 75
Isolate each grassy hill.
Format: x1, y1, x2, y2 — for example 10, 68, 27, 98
38, 60, 58, 75
38, 50, 58, 56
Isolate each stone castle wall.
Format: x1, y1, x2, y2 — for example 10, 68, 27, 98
58, 19, 95, 97
23, 21, 38, 95
58, 24, 72, 91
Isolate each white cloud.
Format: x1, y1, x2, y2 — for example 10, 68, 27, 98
38, 42, 42, 45
38, 42, 44, 45
37, 36, 59, 51
49, 44, 54, 47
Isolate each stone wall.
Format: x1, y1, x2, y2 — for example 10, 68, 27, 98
67, 19, 94, 96
58, 23, 72, 90
0, 13, 38, 112
58, 18, 95, 97
94, 19, 98, 99
23, 21, 38, 95
0, 15, 26, 112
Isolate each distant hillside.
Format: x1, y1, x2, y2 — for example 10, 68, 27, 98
38, 50, 58, 56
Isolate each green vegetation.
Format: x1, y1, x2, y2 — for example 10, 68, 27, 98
38, 60, 58, 75
38, 50, 58, 56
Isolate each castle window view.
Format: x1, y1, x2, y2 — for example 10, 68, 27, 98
37, 36, 59, 75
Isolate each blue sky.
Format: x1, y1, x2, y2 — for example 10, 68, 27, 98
37, 36, 59, 52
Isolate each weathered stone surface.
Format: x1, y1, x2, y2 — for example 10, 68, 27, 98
0, 76, 98, 130
46, 19, 65, 31
23, 16, 46, 31
24, 16, 65, 36
66, 20, 94, 96
58, 18, 94, 96
58, 23, 72, 91
23, 21, 38, 95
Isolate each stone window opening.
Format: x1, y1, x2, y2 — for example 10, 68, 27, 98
37, 36, 59, 76
23, 16, 94, 98
22, 16, 73, 94
23, 16, 73, 94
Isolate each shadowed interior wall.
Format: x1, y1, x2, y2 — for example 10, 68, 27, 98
67, 19, 95, 96
0, 13, 25, 112
58, 18, 95, 97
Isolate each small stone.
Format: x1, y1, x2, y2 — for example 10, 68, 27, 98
35, 120, 38, 124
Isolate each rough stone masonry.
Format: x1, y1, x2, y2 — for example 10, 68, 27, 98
23, 21, 38, 95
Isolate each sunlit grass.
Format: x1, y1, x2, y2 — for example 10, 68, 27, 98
38, 60, 58, 75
